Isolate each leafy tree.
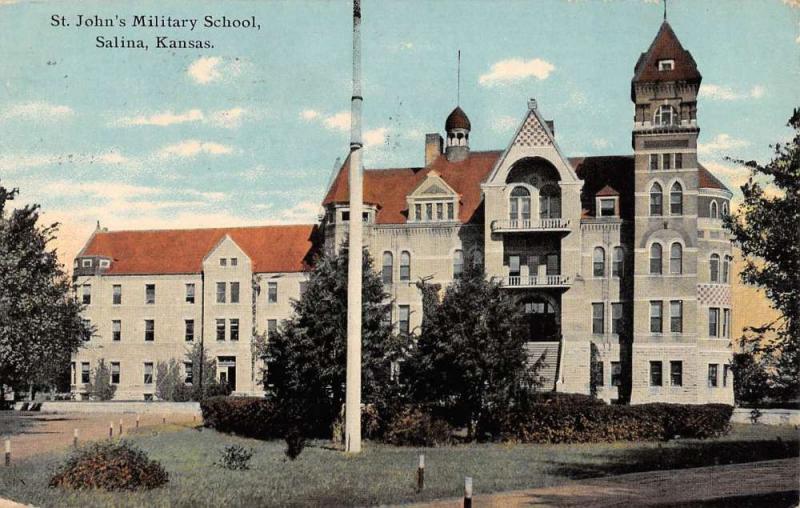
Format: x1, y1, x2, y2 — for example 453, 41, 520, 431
725, 108, 800, 400
262, 247, 407, 447
183, 343, 230, 400
406, 262, 544, 439
86, 359, 116, 401
732, 350, 772, 406
155, 359, 191, 402
0, 184, 89, 394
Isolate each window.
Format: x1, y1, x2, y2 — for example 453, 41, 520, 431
612, 247, 624, 278
723, 309, 731, 338
592, 303, 604, 334
447, 202, 454, 220
399, 251, 411, 281
111, 362, 120, 384
539, 185, 561, 219
436, 202, 443, 220
662, 153, 672, 171
112, 285, 122, 305
611, 362, 622, 386
112, 320, 121, 342
650, 301, 663, 333
425, 203, 433, 221
398, 305, 410, 336
650, 153, 659, 171
709, 308, 720, 337
708, 364, 719, 388
216, 319, 225, 341
144, 363, 154, 385
185, 283, 195, 304
593, 247, 605, 277
144, 320, 154, 341
650, 243, 663, 274
599, 198, 616, 217
592, 361, 604, 387
670, 243, 683, 274
82, 319, 92, 341
185, 320, 194, 342
654, 104, 677, 126
710, 254, 720, 282
230, 282, 240, 304
670, 300, 683, 333
509, 186, 531, 221
650, 361, 663, 386
710, 200, 718, 219
82, 259, 92, 268
670, 182, 683, 215
670, 361, 683, 386
382, 252, 393, 284
658, 59, 674, 71
219, 258, 227, 267
721, 201, 729, 217
216, 282, 226, 303
453, 250, 464, 278
267, 282, 278, 303
184, 362, 193, 384
414, 204, 422, 221
611, 303, 623, 334
81, 362, 90, 384
82, 284, 91, 305
722, 256, 730, 284
230, 257, 238, 267
723, 364, 731, 387
546, 253, 560, 276
267, 319, 278, 339
650, 183, 663, 215
509, 255, 521, 277
145, 284, 155, 304
71, 362, 76, 385
230, 319, 239, 341
675, 152, 683, 169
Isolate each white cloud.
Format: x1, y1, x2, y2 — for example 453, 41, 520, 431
479, 58, 555, 87
209, 107, 246, 129
701, 83, 766, 101
492, 115, 518, 133
276, 200, 322, 223
0, 102, 73, 122
698, 134, 750, 155
784, 0, 800, 8
323, 111, 351, 131
592, 138, 610, 149
300, 109, 320, 121
0, 149, 131, 172
701, 161, 751, 188
187, 57, 243, 84
117, 109, 203, 127
157, 140, 233, 159
364, 127, 388, 147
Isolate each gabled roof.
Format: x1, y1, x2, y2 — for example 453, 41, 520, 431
633, 21, 701, 86
79, 225, 318, 275
596, 184, 620, 197
322, 150, 501, 224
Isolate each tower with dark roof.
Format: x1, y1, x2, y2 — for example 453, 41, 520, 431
444, 106, 471, 162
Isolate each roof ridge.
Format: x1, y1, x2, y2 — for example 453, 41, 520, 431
95, 224, 316, 235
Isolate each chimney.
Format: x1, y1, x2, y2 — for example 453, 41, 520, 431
545, 120, 555, 137
425, 133, 443, 166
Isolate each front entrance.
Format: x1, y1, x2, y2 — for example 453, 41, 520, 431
218, 356, 237, 391
522, 296, 559, 341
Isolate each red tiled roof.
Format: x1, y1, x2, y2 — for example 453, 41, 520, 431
80, 225, 317, 275
595, 184, 620, 197
633, 22, 701, 86
698, 163, 727, 190
323, 150, 501, 224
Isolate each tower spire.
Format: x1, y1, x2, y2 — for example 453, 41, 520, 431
663, 0, 667, 21
457, 50, 461, 106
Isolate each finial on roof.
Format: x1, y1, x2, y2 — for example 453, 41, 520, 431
96, 220, 101, 231
457, 50, 461, 106
528, 98, 538, 111
663, 0, 667, 21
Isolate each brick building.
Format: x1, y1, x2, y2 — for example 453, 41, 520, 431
72, 21, 734, 403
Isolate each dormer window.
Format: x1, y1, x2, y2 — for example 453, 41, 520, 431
99, 259, 110, 268
658, 59, 675, 71
81, 259, 92, 268
598, 198, 618, 217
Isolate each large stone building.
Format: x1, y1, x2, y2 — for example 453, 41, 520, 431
72, 21, 734, 404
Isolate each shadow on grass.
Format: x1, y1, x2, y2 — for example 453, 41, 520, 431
544, 439, 799, 479
521, 489, 799, 508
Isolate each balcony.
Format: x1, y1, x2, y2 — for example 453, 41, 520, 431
501, 275, 571, 289
491, 218, 571, 233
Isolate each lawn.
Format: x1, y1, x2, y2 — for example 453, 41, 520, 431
0, 424, 797, 507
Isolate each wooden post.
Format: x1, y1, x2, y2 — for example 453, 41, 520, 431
464, 476, 473, 508
109, 421, 113, 438
73, 428, 79, 448
136, 414, 140, 429
162, 417, 166, 425
4, 438, 10, 466
119, 418, 123, 436
417, 454, 425, 492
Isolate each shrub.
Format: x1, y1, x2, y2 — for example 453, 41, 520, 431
529, 391, 607, 407
86, 359, 116, 401
383, 406, 453, 446
49, 441, 168, 491
201, 396, 280, 439
215, 445, 253, 470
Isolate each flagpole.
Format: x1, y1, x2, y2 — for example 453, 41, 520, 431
345, 0, 363, 454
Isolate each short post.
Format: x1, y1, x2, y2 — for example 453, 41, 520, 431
118, 418, 123, 436
464, 476, 473, 508
109, 421, 113, 438
73, 428, 79, 448
4, 438, 10, 466
417, 454, 425, 492
136, 414, 140, 429
162, 417, 166, 425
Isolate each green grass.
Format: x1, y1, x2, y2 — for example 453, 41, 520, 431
0, 424, 797, 507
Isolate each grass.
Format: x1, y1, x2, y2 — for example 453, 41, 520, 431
0, 424, 797, 507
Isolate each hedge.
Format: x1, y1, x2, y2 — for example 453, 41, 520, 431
201, 396, 281, 439
504, 402, 733, 443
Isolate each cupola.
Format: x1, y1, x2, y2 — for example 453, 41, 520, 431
444, 106, 470, 162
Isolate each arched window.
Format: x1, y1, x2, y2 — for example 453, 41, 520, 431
593, 247, 605, 277
710, 200, 718, 219
722, 201, 729, 217
612, 247, 624, 277
400, 251, 411, 281
509, 186, 531, 222
710, 254, 720, 282
650, 243, 663, 275
654, 105, 678, 126
453, 250, 464, 278
670, 182, 683, 215
670, 242, 683, 274
539, 184, 561, 219
381, 252, 393, 284
650, 182, 663, 216
722, 255, 730, 283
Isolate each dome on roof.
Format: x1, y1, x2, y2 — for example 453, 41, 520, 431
445, 106, 471, 131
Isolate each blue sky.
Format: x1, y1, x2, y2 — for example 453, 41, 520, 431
0, 0, 798, 259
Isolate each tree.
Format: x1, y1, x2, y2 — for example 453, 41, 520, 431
86, 359, 116, 401
262, 247, 407, 444
184, 343, 229, 400
0, 184, 89, 394
406, 262, 544, 439
725, 108, 800, 400
155, 359, 190, 402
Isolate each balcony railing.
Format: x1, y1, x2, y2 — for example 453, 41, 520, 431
491, 218, 571, 233
502, 275, 571, 288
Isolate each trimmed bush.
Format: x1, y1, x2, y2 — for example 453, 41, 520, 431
383, 406, 454, 447
215, 445, 254, 470
504, 402, 733, 443
201, 396, 280, 439
49, 441, 168, 491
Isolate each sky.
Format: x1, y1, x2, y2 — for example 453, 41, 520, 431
0, 0, 798, 263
